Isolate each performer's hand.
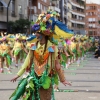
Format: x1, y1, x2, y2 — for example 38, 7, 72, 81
62, 80, 71, 86
11, 75, 19, 82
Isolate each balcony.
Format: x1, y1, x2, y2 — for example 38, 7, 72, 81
71, 26, 85, 30
88, 32, 98, 37
70, 0, 85, 9
72, 9, 85, 15
71, 20, 85, 25
88, 27, 97, 30
71, 10, 85, 17
71, 18, 85, 24
88, 21, 97, 24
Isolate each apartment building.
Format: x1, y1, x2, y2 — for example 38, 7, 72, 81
49, 0, 60, 13
0, 0, 28, 31
28, 0, 50, 22
60, 0, 86, 34
86, 3, 100, 37
0, 0, 50, 31
59, 0, 71, 27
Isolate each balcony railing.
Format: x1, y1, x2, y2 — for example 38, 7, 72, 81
72, 9, 85, 15
88, 27, 98, 29
87, 33, 99, 36
70, 0, 85, 8
71, 18, 85, 23
71, 27, 85, 30
88, 21, 97, 23
71, 10, 85, 17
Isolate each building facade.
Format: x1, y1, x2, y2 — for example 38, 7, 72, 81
59, 0, 86, 34
0, 0, 28, 31
28, 0, 50, 22
49, 0, 60, 13
85, 3, 100, 37
0, 0, 50, 31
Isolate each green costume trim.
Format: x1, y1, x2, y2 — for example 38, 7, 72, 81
0, 52, 12, 66
6, 55, 12, 65
14, 48, 21, 56
80, 47, 84, 57
10, 63, 58, 100
9, 78, 27, 100
60, 53, 67, 68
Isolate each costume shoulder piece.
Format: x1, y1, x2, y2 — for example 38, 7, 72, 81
30, 43, 36, 50
30, 41, 56, 52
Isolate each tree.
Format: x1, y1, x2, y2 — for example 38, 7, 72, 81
15, 19, 31, 33
8, 21, 16, 33
8, 19, 31, 34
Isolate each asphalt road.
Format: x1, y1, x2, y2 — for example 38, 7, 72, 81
0, 52, 100, 100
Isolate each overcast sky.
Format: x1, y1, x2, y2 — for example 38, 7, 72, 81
86, 0, 100, 4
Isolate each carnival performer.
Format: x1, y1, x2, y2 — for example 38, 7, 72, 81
10, 10, 72, 100
67, 38, 74, 65
94, 42, 100, 58
58, 39, 70, 69
82, 36, 89, 58
10, 31, 71, 100
11, 35, 24, 67
54, 39, 70, 91
0, 36, 12, 73
21, 35, 28, 58
70, 37, 77, 63
79, 37, 86, 61
64, 38, 72, 68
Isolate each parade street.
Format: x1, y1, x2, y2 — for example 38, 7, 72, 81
0, 52, 100, 100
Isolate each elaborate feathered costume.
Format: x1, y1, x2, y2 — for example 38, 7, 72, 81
10, 10, 73, 100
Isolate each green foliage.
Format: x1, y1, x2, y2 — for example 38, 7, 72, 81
8, 19, 31, 33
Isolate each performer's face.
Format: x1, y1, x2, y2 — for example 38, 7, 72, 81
35, 32, 43, 41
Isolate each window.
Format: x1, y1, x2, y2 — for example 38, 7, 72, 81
11, 0, 15, 16
88, 18, 96, 21
44, 0, 46, 2
18, 5, 22, 14
0, 2, 3, 12
88, 31, 93, 35
38, 2, 40, 9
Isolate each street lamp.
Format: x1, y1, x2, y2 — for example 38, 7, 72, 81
7, 0, 12, 34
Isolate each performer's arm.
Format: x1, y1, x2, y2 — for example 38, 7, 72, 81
17, 50, 33, 76
54, 46, 71, 86
11, 50, 33, 82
